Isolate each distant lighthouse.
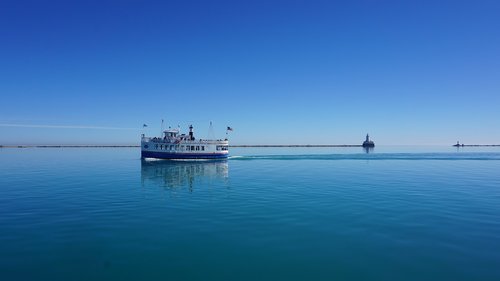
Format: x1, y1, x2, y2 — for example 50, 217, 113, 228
362, 134, 375, 147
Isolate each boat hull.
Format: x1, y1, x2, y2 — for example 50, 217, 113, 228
141, 150, 228, 160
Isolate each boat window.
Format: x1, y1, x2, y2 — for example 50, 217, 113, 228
186, 146, 190, 151
155, 144, 158, 149
191, 146, 195, 151
201, 146, 205, 151
196, 146, 199, 151
181, 145, 184, 151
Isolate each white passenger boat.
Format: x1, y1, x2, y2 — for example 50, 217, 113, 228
141, 125, 229, 159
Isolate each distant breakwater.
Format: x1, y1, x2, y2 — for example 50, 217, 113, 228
230, 145, 363, 147
454, 145, 500, 147
0, 145, 140, 148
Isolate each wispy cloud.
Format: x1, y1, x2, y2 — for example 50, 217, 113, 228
0, 124, 141, 130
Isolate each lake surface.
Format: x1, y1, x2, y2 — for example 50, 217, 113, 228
1, 146, 500, 281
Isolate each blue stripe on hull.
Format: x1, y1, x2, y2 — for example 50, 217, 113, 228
141, 150, 228, 159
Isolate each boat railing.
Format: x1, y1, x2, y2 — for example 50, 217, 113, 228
142, 136, 228, 145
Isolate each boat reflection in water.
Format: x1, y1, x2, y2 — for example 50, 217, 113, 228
140, 159, 229, 192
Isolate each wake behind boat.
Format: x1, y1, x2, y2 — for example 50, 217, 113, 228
141, 124, 229, 160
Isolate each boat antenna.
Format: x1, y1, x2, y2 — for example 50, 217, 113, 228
207, 121, 215, 140
160, 119, 164, 137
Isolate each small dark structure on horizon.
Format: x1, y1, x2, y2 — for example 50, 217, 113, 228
453, 141, 465, 147
362, 134, 375, 148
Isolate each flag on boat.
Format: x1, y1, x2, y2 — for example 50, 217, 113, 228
227, 126, 233, 131
143, 124, 148, 127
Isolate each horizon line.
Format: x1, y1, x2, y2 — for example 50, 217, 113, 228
0, 123, 142, 130
2, 144, 499, 148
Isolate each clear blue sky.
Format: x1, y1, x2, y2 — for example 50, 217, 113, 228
1, 0, 499, 145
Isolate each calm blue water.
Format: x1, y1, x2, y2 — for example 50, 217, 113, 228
1, 146, 500, 281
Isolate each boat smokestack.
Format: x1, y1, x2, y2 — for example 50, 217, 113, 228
189, 125, 194, 140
